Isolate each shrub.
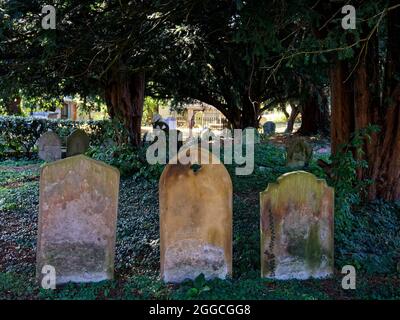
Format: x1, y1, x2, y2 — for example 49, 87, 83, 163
88, 142, 165, 179
323, 125, 400, 274
328, 126, 379, 236
0, 116, 114, 157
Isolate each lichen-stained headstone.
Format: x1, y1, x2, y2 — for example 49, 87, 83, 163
36, 155, 120, 285
37, 131, 62, 162
260, 171, 334, 280
159, 147, 232, 283
285, 137, 313, 168
66, 129, 90, 157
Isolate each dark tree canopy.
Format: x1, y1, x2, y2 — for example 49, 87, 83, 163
1, 0, 400, 200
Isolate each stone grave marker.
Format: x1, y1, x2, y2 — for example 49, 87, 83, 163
66, 129, 90, 157
37, 131, 62, 162
260, 171, 334, 280
36, 155, 120, 285
263, 121, 276, 135
285, 137, 313, 168
159, 147, 232, 283
153, 114, 169, 133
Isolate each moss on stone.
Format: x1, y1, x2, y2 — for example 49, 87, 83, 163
305, 223, 322, 271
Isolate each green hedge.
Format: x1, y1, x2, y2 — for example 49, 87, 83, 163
0, 116, 113, 157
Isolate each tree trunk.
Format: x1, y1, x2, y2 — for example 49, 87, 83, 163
285, 104, 300, 133
331, 4, 400, 201
105, 64, 145, 147
298, 86, 330, 136
330, 60, 355, 155
227, 95, 261, 129
282, 105, 290, 120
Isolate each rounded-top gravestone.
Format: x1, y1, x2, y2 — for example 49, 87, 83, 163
66, 129, 90, 157
159, 147, 233, 283
37, 131, 62, 162
263, 121, 276, 135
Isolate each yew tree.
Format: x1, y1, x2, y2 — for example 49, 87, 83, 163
0, 0, 164, 146
311, 0, 400, 200
151, 0, 322, 129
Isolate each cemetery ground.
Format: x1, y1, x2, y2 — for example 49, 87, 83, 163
1, 137, 400, 300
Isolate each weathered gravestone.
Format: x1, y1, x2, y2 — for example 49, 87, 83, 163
66, 129, 90, 157
260, 171, 334, 280
159, 147, 232, 283
36, 155, 120, 285
37, 131, 62, 162
285, 137, 313, 168
263, 121, 276, 135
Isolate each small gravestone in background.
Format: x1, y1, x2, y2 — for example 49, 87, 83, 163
66, 129, 90, 157
263, 121, 276, 135
37, 131, 62, 162
159, 147, 232, 283
285, 137, 313, 167
260, 171, 334, 280
36, 155, 120, 285
153, 114, 169, 133
103, 138, 116, 148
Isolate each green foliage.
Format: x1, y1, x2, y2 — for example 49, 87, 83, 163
0, 273, 36, 299
324, 125, 400, 274
0, 116, 113, 158
39, 281, 115, 300
1, 140, 400, 299
142, 97, 163, 126
21, 95, 64, 115
336, 200, 400, 274
329, 125, 380, 234
123, 275, 169, 300
88, 142, 164, 179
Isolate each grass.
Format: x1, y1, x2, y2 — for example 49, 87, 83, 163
1, 140, 400, 300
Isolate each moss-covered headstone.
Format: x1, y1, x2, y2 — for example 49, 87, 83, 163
37, 155, 120, 285
66, 129, 89, 157
260, 171, 334, 279
285, 137, 313, 168
159, 147, 232, 283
